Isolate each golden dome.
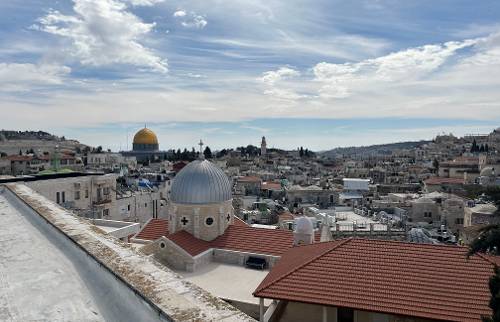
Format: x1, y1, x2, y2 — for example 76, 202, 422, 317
133, 127, 158, 145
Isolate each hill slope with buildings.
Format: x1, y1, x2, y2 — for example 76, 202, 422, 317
320, 140, 431, 157
0, 130, 89, 155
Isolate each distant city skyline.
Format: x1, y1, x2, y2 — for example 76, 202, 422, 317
1, 1, 500, 149
24, 119, 497, 152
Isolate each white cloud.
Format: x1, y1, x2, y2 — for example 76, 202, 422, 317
259, 67, 300, 85
259, 67, 303, 101
0, 63, 71, 91
313, 38, 478, 98
126, 0, 164, 6
34, 0, 167, 72
173, 10, 207, 29
173, 10, 186, 17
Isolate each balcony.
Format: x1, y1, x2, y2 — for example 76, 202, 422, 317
94, 197, 112, 205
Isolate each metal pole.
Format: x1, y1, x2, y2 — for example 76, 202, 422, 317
260, 298, 265, 322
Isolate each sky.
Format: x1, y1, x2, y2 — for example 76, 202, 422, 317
0, 0, 499, 151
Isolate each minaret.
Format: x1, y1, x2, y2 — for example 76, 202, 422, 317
261, 136, 267, 156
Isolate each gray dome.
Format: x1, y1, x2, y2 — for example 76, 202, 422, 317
480, 166, 495, 177
170, 159, 232, 204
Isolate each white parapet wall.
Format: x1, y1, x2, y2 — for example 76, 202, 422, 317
1, 183, 254, 322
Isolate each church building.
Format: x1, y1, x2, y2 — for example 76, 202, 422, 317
133, 145, 323, 272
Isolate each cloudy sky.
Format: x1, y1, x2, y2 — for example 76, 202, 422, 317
1, 0, 499, 151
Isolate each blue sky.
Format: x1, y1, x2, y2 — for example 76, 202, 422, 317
0, 0, 499, 151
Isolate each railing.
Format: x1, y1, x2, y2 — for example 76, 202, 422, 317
94, 197, 112, 205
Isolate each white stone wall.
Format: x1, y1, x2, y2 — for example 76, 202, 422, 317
25, 174, 118, 219
168, 200, 234, 241
116, 191, 166, 224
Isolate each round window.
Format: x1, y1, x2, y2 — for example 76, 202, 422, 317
205, 217, 214, 226
159, 241, 166, 249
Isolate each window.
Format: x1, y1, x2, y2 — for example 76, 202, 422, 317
103, 209, 109, 217
75, 191, 80, 200
145, 203, 148, 208
103, 187, 110, 195
338, 308, 354, 322
456, 218, 464, 225
85, 189, 89, 198
56, 192, 60, 204
61, 191, 65, 203
127, 205, 131, 211
205, 217, 214, 226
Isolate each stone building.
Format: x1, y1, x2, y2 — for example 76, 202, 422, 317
253, 238, 493, 322
409, 197, 440, 224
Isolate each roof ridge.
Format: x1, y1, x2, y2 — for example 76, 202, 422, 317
134, 217, 154, 238
475, 252, 500, 267
254, 238, 353, 295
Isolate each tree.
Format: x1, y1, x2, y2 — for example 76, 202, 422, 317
204, 146, 212, 159
181, 148, 189, 160
472, 139, 479, 153
299, 147, 304, 157
216, 149, 228, 158
469, 224, 500, 256
432, 158, 439, 171
482, 265, 500, 322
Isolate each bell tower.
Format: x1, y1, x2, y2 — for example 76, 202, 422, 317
261, 136, 267, 156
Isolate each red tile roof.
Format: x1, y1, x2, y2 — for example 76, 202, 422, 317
254, 238, 493, 322
165, 224, 322, 257
424, 176, 465, 185
134, 218, 169, 240
7, 155, 33, 161
211, 225, 294, 256
237, 176, 262, 183
233, 216, 249, 227
278, 212, 295, 221
262, 182, 282, 190
168, 230, 212, 256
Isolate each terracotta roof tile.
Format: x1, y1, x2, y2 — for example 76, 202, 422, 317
166, 224, 322, 257
168, 230, 211, 256
424, 177, 465, 185
254, 238, 493, 322
233, 216, 249, 227
262, 182, 282, 190
134, 218, 169, 240
237, 176, 262, 183
7, 155, 33, 161
211, 225, 294, 256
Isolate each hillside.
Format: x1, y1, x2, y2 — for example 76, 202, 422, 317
320, 140, 431, 157
0, 130, 89, 155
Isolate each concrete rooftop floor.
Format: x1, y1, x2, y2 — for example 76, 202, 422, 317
175, 262, 271, 305
0, 191, 105, 321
